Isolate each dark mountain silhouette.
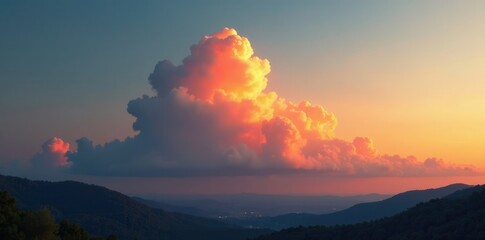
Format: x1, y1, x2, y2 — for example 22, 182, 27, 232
133, 193, 389, 219
229, 183, 470, 229
0, 174, 269, 240
445, 185, 485, 199
1, 190, 112, 240
132, 196, 218, 217
251, 185, 485, 240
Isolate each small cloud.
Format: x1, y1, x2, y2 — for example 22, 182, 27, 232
32, 137, 71, 168
0, 137, 71, 178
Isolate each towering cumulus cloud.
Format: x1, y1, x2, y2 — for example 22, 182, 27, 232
64, 27, 473, 176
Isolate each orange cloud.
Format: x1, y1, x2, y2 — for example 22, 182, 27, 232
34, 137, 71, 167
0, 137, 72, 178
61, 27, 477, 177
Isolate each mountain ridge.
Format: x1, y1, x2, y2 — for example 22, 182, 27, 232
228, 183, 470, 229
250, 185, 485, 240
0, 174, 269, 240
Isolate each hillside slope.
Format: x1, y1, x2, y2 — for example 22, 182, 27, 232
231, 183, 469, 229
0, 175, 269, 240
252, 186, 485, 240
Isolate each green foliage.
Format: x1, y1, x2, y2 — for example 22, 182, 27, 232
106, 234, 117, 240
21, 208, 59, 240
59, 219, 90, 240
0, 191, 117, 240
0, 191, 23, 239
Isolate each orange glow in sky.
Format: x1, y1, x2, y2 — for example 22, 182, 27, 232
3, 4, 485, 195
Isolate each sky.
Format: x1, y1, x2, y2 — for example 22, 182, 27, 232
1, 0, 485, 195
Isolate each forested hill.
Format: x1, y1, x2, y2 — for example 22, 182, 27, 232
0, 174, 269, 240
251, 185, 485, 240
1, 190, 116, 240
228, 183, 469, 229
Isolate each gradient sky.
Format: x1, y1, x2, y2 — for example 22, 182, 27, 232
1, 0, 485, 195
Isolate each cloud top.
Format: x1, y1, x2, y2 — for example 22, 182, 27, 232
33, 137, 71, 168
7, 28, 478, 177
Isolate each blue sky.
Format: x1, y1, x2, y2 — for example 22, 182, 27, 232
2, 1, 485, 194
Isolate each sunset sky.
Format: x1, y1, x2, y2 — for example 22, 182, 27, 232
1, 1, 485, 195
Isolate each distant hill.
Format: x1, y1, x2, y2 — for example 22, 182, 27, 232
445, 185, 485, 199
133, 193, 389, 219
229, 183, 470, 229
132, 196, 231, 219
251, 185, 485, 240
0, 175, 270, 240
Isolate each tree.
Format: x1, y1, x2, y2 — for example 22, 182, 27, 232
106, 234, 117, 240
1, 190, 119, 240
20, 208, 59, 240
59, 219, 90, 240
0, 191, 23, 239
